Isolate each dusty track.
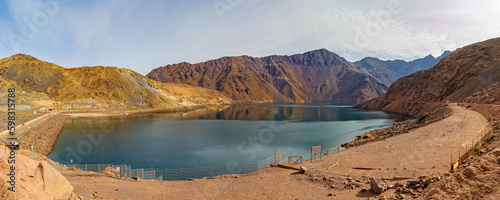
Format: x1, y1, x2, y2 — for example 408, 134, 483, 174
295, 104, 490, 178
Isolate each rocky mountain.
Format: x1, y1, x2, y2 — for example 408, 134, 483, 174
354, 51, 454, 86
0, 54, 229, 111
356, 38, 500, 116
146, 49, 388, 103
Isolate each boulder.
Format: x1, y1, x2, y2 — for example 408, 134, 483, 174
370, 177, 385, 194
299, 166, 307, 173
491, 148, 500, 157
100, 166, 120, 177
132, 176, 142, 182
41, 161, 75, 200
0, 149, 75, 199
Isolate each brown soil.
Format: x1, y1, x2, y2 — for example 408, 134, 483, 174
17, 113, 68, 155
422, 139, 500, 200
64, 167, 390, 200
343, 105, 453, 148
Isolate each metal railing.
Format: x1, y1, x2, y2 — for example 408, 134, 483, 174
67, 146, 342, 181
68, 157, 275, 181
288, 146, 340, 163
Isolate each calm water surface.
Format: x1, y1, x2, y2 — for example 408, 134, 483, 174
48, 103, 412, 169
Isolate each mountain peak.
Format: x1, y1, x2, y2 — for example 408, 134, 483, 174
5, 54, 41, 62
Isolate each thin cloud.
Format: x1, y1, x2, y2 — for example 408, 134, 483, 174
0, 0, 499, 75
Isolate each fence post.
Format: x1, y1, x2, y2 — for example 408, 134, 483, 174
165, 168, 167, 181
180, 168, 182, 180
210, 165, 212, 177
195, 166, 197, 178
141, 168, 144, 179
274, 150, 276, 165
153, 169, 155, 180
241, 164, 243, 174
85, 164, 87, 177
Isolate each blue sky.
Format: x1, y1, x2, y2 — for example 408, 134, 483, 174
0, 0, 499, 75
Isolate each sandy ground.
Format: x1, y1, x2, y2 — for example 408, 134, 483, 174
294, 105, 490, 178
66, 167, 376, 200
61, 104, 493, 199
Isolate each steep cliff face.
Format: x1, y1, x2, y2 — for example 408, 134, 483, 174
0, 54, 229, 111
147, 49, 387, 103
356, 38, 500, 116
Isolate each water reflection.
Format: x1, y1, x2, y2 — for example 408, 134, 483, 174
150, 103, 410, 122
49, 103, 413, 169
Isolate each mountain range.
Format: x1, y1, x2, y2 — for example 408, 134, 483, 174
0, 45, 458, 111
354, 51, 454, 86
357, 37, 500, 116
146, 49, 451, 103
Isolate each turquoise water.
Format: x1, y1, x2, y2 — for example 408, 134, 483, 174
48, 103, 412, 169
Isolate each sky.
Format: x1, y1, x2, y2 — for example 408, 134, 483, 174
0, 0, 499, 75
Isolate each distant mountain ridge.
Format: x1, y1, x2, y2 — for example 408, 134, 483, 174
354, 50, 454, 86
147, 49, 388, 103
147, 49, 455, 103
356, 37, 500, 117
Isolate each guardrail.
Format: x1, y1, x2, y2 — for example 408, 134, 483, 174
288, 146, 340, 163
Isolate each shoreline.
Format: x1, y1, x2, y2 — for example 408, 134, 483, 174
17, 104, 215, 156
20, 102, 417, 157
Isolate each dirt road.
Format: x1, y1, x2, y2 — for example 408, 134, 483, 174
296, 104, 490, 178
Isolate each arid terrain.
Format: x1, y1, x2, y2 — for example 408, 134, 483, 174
357, 38, 500, 117
2, 38, 500, 200
47, 104, 498, 200
0, 54, 230, 112
147, 49, 388, 103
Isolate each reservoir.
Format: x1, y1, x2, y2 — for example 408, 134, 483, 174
48, 103, 412, 170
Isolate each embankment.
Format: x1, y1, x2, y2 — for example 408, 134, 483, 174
355, 98, 445, 118
17, 105, 213, 156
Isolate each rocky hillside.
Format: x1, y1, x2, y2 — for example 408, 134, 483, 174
357, 37, 500, 116
354, 51, 454, 87
0, 54, 229, 111
147, 49, 387, 103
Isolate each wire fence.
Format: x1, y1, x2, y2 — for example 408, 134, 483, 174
65, 146, 342, 181
68, 156, 281, 181
450, 123, 493, 172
